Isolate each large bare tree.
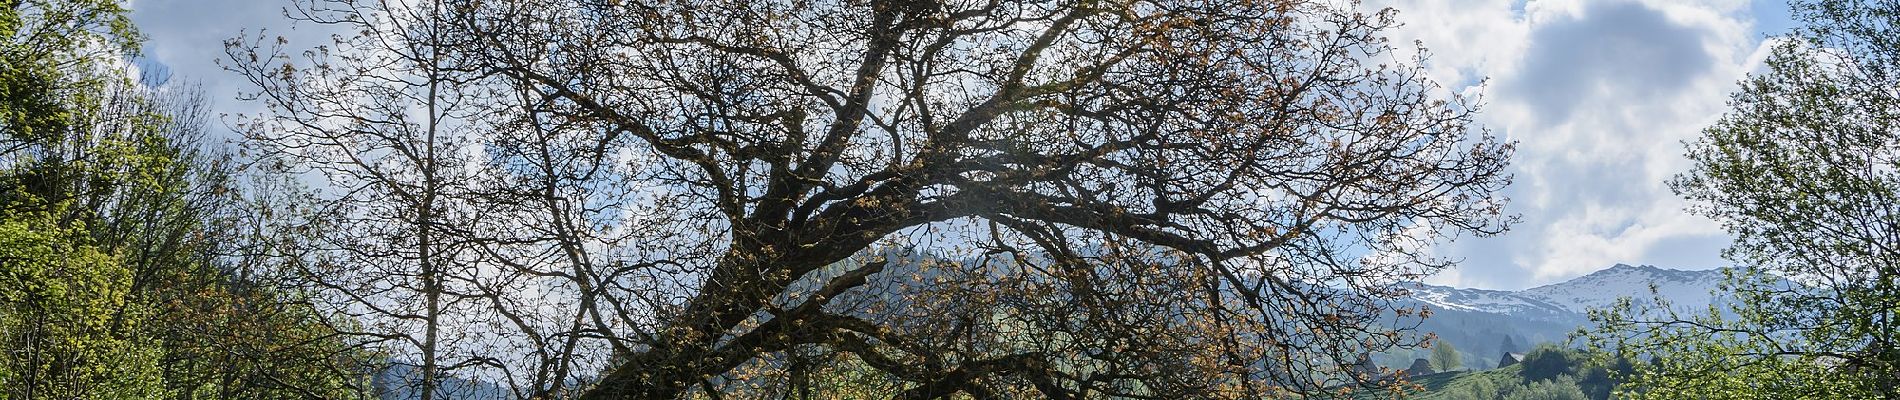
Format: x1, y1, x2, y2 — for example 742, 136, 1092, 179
230, 0, 1515, 398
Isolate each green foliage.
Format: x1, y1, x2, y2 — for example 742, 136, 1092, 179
1420, 367, 1587, 400
0, 83, 374, 398
0, 2, 374, 398
1405, 346, 1626, 400
0, 0, 140, 143
1505, 376, 1589, 400
1430, 368, 1511, 400
0, 212, 165, 399
1589, 292, 1884, 399
1584, 1, 1900, 398
1432, 340, 1462, 372
687, 349, 908, 400
1517, 345, 1576, 383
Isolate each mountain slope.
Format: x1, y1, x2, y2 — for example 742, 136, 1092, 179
1389, 264, 1737, 369
1406, 264, 1730, 320
1405, 283, 1575, 322
1517, 264, 1730, 314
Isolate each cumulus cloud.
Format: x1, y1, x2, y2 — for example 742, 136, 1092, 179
1376, 0, 1790, 289
1507, 2, 1714, 125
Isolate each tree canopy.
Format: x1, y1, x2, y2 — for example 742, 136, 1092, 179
0, 1, 375, 398
1432, 340, 1461, 372
226, 0, 1514, 398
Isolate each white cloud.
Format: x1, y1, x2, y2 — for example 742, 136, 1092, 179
131, 0, 346, 141
1367, 0, 1786, 289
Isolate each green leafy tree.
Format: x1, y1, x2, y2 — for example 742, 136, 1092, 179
1423, 347, 1624, 400
1587, 0, 1900, 398
1503, 376, 1588, 400
0, 2, 159, 398
0, 211, 164, 399
0, 0, 138, 146
1432, 340, 1462, 372
0, 1, 375, 398
0, 79, 377, 399
1517, 345, 1580, 384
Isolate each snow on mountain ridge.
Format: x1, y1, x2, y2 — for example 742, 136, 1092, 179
1518, 264, 1729, 314
1403, 264, 1730, 320
1404, 283, 1569, 316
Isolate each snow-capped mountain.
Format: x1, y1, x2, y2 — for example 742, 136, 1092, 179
1381, 264, 1739, 369
1404, 283, 1577, 323
1518, 264, 1731, 314
1404, 263, 1730, 319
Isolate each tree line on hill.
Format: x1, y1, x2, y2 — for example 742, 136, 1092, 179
1429, 345, 1632, 400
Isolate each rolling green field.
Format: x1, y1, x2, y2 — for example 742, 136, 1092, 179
1344, 366, 1522, 400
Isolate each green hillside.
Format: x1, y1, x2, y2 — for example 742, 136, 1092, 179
1349, 346, 1630, 400
1344, 367, 1515, 400
1409, 366, 1526, 400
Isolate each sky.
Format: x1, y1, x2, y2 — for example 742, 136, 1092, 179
128, 0, 1801, 291
1364, 0, 1797, 290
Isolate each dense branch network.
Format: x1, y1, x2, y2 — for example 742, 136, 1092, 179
229, 0, 1513, 398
